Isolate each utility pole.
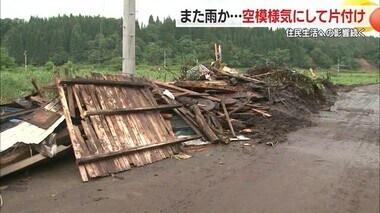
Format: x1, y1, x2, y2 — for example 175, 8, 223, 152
163, 51, 167, 68
122, 0, 136, 75
24, 50, 27, 72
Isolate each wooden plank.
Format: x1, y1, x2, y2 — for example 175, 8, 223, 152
133, 78, 175, 157
212, 68, 265, 84
125, 75, 175, 161
150, 82, 205, 140
67, 86, 76, 117
251, 108, 272, 117
154, 81, 221, 102
83, 104, 182, 117
174, 81, 236, 92
60, 79, 147, 87
221, 96, 236, 138
111, 75, 157, 165
31, 79, 46, 98
86, 77, 132, 172
72, 125, 99, 178
72, 85, 88, 121
190, 105, 220, 144
55, 76, 89, 181
76, 135, 201, 164
80, 84, 128, 175
0, 145, 71, 178
138, 76, 180, 155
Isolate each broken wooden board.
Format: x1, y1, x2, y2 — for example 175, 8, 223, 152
57, 74, 200, 181
154, 81, 221, 102
174, 81, 236, 92
212, 67, 265, 84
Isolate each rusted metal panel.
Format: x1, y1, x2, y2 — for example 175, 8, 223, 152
25, 108, 61, 129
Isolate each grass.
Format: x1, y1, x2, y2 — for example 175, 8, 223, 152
0, 64, 182, 104
1, 65, 378, 104
299, 69, 380, 85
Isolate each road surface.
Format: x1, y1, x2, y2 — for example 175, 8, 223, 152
1, 84, 379, 213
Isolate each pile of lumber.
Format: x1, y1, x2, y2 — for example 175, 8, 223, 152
152, 67, 273, 144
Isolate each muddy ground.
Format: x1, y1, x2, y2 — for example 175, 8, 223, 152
0, 84, 379, 213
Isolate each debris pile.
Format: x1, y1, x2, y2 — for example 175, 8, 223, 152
0, 88, 70, 178
0, 66, 334, 181
155, 66, 333, 145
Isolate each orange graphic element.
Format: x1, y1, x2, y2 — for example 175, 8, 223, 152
369, 8, 380, 32
343, 0, 378, 32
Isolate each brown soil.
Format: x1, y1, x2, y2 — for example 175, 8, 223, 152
242, 68, 337, 144
356, 58, 378, 72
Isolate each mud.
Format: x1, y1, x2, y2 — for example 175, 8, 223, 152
246, 69, 337, 144
0, 84, 379, 213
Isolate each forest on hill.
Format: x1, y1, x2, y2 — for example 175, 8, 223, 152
1, 15, 379, 70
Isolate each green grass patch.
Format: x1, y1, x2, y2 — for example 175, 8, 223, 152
0, 64, 182, 103
300, 69, 380, 86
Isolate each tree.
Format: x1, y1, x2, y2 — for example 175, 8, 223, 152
0, 47, 16, 68
50, 49, 69, 66
1, 15, 379, 71
267, 49, 291, 66
310, 48, 333, 69
70, 24, 86, 62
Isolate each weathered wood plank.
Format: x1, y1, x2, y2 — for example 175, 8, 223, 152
154, 81, 221, 102
112, 75, 154, 165
31, 78, 46, 98
76, 135, 201, 164
88, 76, 132, 172
81, 84, 128, 174
60, 78, 147, 87
67, 86, 76, 117
83, 104, 182, 117
55, 76, 89, 181
221, 96, 236, 138
190, 105, 220, 144
91, 74, 138, 170
130, 77, 172, 159
174, 81, 236, 92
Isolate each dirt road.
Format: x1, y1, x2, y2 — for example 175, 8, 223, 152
1, 84, 379, 213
